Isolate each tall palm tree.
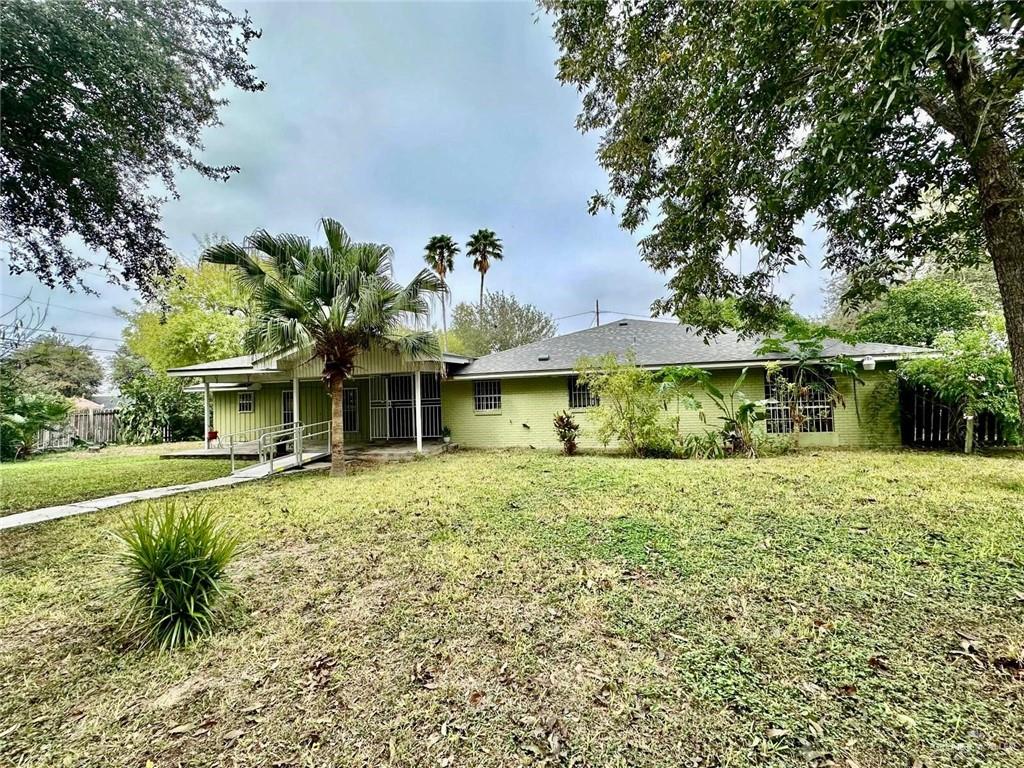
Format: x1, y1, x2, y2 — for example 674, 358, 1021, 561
465, 229, 503, 310
423, 234, 459, 352
203, 218, 443, 476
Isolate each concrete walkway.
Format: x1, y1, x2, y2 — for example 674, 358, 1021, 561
0, 474, 260, 532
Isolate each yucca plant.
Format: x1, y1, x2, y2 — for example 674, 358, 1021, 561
113, 501, 238, 651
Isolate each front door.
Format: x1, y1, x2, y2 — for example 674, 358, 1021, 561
387, 374, 415, 439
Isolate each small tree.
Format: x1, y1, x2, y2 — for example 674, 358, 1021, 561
576, 353, 677, 457
757, 330, 862, 449
552, 410, 580, 456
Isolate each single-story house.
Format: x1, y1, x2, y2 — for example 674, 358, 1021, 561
167, 319, 929, 452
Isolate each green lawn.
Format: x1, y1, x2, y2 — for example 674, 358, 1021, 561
1, 450, 1021, 767
0, 443, 238, 515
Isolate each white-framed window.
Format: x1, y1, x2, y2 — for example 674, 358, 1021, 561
764, 368, 835, 433
343, 387, 358, 432
238, 391, 254, 414
567, 375, 599, 409
473, 380, 502, 411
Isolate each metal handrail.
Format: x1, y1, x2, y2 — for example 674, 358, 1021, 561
228, 420, 303, 473
248, 420, 332, 474
217, 421, 298, 449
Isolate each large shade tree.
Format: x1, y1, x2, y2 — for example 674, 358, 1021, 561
466, 229, 503, 309
0, 0, 263, 298
203, 218, 443, 475
423, 234, 460, 351
547, 1, 1024, 424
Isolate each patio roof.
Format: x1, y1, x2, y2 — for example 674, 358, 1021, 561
168, 350, 474, 378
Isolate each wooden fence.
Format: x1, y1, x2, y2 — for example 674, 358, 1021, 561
898, 384, 1009, 450
36, 410, 121, 450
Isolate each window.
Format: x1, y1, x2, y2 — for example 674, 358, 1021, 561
567, 375, 599, 409
473, 380, 502, 411
238, 391, 254, 413
764, 368, 835, 433
343, 387, 358, 432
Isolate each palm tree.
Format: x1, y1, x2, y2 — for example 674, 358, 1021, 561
423, 234, 459, 352
465, 228, 503, 310
203, 218, 443, 476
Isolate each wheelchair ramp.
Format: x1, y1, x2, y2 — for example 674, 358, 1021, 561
233, 448, 330, 478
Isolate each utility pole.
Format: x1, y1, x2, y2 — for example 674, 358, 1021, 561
595, 299, 600, 327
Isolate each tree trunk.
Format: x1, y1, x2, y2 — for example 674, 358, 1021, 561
479, 270, 485, 311
329, 374, 346, 476
440, 293, 447, 353
938, 56, 1024, 427
972, 139, 1024, 427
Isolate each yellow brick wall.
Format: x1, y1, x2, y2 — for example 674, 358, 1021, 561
441, 365, 901, 450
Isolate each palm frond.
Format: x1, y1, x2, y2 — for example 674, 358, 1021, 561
320, 218, 352, 257
245, 230, 311, 280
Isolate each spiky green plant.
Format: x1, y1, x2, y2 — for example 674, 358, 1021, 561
113, 501, 238, 651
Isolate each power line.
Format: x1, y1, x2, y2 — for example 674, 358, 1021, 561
2, 336, 121, 355
0, 323, 122, 343
0, 292, 127, 320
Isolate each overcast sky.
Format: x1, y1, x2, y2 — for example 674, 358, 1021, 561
0, 1, 829, 386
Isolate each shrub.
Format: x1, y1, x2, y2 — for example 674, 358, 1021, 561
553, 410, 580, 455
113, 501, 238, 650
679, 431, 725, 459
576, 352, 681, 457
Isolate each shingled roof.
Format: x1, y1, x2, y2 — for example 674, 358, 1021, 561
451, 319, 929, 378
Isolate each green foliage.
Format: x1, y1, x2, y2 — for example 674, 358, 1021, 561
450, 292, 557, 357
0, 0, 263, 297
552, 410, 580, 456
899, 316, 1019, 441
122, 257, 251, 372
758, 328, 863, 448
658, 366, 769, 458
0, 390, 72, 460
114, 354, 203, 444
678, 430, 725, 460
113, 501, 238, 651
576, 353, 679, 457
547, 2, 1024, 431
465, 229, 503, 308
855, 277, 983, 347
203, 218, 442, 474
8, 335, 103, 397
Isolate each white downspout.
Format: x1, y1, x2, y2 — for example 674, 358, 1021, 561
414, 369, 423, 453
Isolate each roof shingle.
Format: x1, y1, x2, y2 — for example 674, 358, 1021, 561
452, 319, 929, 377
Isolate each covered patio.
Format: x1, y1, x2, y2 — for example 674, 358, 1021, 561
167, 345, 471, 465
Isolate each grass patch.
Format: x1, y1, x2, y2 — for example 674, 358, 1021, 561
0, 450, 1021, 767
0, 443, 238, 515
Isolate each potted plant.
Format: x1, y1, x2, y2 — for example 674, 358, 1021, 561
207, 430, 218, 441
441, 425, 451, 444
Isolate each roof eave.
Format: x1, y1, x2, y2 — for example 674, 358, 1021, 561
451, 351, 932, 380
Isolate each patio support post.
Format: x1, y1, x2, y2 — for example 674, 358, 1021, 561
414, 369, 423, 453
292, 366, 301, 458
203, 379, 211, 450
